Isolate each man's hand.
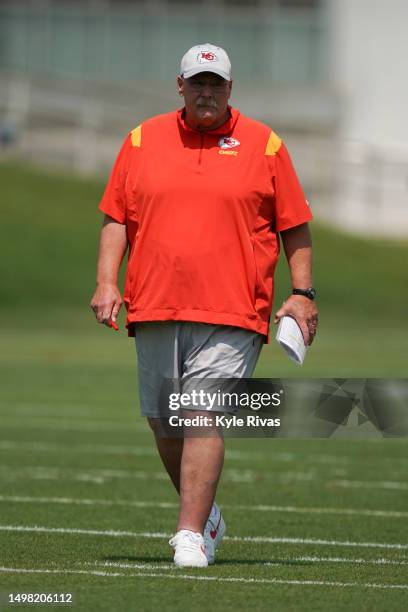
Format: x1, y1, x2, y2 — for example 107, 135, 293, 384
90, 282, 122, 327
277, 223, 317, 345
274, 295, 318, 346
90, 215, 128, 328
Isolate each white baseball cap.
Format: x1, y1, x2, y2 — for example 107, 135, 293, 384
180, 43, 232, 81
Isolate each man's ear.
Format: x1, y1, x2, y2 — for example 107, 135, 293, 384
177, 75, 184, 97
228, 80, 233, 100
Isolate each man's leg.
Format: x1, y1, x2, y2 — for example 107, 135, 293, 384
148, 415, 223, 534
147, 417, 183, 493
171, 324, 263, 538
177, 423, 224, 534
138, 323, 262, 565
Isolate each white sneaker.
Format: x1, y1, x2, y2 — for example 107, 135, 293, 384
169, 529, 208, 568
203, 503, 226, 565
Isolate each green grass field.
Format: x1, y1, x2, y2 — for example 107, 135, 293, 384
0, 162, 407, 610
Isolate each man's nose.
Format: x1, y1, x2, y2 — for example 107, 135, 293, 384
200, 83, 213, 97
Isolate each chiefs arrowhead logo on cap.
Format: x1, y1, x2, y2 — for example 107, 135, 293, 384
181, 44, 232, 80
198, 51, 218, 63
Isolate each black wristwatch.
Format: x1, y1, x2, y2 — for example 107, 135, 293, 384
292, 287, 317, 301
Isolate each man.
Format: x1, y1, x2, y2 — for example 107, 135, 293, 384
90, 43, 318, 568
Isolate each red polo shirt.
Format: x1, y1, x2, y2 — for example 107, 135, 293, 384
99, 106, 312, 342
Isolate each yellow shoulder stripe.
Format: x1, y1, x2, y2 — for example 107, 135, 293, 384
130, 124, 142, 147
265, 130, 282, 156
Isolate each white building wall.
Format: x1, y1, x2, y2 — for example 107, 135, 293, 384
327, 0, 408, 235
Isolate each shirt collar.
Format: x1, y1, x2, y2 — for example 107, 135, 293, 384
177, 105, 240, 136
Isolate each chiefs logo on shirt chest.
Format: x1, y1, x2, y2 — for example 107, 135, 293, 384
218, 137, 240, 156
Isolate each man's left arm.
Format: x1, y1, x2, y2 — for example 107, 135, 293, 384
274, 222, 318, 345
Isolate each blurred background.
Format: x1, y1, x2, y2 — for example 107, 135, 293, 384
1, 0, 407, 391
1, 5, 407, 602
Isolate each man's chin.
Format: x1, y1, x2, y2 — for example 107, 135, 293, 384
196, 109, 218, 123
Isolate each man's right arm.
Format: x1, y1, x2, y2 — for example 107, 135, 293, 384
90, 214, 128, 327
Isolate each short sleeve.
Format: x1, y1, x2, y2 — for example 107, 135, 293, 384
273, 141, 313, 232
98, 134, 132, 224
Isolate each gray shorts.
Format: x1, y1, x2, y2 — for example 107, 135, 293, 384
134, 321, 263, 418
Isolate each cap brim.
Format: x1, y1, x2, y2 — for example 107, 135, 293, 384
181, 67, 231, 81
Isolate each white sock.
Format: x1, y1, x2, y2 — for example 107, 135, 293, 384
210, 502, 220, 518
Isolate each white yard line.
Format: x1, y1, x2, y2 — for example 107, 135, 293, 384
0, 464, 316, 484
4, 406, 135, 420
0, 525, 170, 538
0, 525, 406, 550
227, 535, 408, 550
0, 565, 407, 590
95, 557, 408, 569
3, 462, 408, 488
264, 556, 408, 566
0, 495, 178, 509
0, 466, 169, 484
0, 418, 147, 433
236, 504, 408, 518
0, 440, 156, 457
88, 561, 176, 571
0, 440, 291, 462
0, 494, 407, 519
331, 480, 408, 491
1, 437, 407, 467
0, 400, 131, 410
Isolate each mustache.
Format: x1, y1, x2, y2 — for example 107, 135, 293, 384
196, 99, 217, 108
